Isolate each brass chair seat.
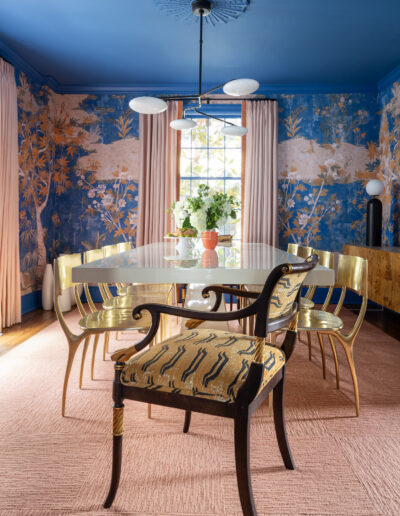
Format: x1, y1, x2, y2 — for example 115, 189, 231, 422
121, 328, 285, 404
103, 293, 170, 310
297, 309, 344, 332
79, 308, 152, 332
117, 283, 172, 297
300, 297, 315, 309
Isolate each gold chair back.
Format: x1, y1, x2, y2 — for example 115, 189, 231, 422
313, 249, 334, 269
103, 244, 120, 257
83, 249, 107, 311
117, 242, 131, 253
337, 254, 367, 296
55, 253, 82, 295
287, 243, 298, 255
297, 245, 313, 259
84, 248, 105, 263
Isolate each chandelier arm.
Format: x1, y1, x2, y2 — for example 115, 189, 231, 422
199, 81, 230, 97
193, 108, 235, 126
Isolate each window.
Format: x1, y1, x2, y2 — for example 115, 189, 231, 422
179, 112, 242, 240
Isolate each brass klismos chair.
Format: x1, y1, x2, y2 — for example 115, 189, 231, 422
54, 253, 153, 416
103, 255, 318, 515
301, 249, 335, 364
297, 254, 368, 416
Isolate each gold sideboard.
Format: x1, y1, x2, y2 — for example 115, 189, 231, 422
343, 244, 400, 312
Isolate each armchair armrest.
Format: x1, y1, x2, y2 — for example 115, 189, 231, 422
201, 285, 259, 312
111, 300, 298, 363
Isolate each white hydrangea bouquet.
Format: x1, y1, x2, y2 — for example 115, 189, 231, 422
170, 184, 240, 249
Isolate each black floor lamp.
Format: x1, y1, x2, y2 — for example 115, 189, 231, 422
366, 179, 384, 247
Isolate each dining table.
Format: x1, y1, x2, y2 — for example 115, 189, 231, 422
72, 242, 335, 330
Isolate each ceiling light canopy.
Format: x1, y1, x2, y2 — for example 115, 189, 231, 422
129, 0, 258, 137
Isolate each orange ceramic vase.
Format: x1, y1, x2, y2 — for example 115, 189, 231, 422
202, 230, 218, 250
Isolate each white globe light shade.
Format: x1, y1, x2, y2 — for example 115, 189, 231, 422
221, 125, 248, 137
170, 118, 197, 131
366, 179, 384, 196
129, 96, 167, 114
223, 78, 259, 96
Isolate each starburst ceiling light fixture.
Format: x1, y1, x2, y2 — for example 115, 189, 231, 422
129, 0, 258, 136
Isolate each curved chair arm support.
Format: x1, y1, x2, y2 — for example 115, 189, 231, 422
334, 287, 346, 316
74, 285, 87, 318
321, 285, 335, 311
133, 300, 259, 324
111, 311, 161, 362
337, 295, 368, 343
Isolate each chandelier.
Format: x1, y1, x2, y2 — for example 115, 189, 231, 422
129, 0, 259, 137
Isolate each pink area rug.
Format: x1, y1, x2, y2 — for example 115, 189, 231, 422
0, 309, 399, 515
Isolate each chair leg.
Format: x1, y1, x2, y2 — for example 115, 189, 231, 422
273, 368, 295, 470
91, 334, 100, 381
234, 410, 256, 516
147, 403, 152, 419
307, 331, 312, 360
79, 337, 90, 389
268, 391, 273, 416
104, 404, 124, 509
317, 332, 327, 379
103, 332, 110, 360
62, 342, 79, 417
340, 339, 360, 416
328, 334, 340, 389
183, 410, 191, 433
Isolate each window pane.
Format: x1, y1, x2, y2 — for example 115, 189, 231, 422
191, 149, 208, 179
180, 179, 191, 198
209, 119, 224, 148
191, 118, 208, 148
181, 127, 192, 148
179, 114, 242, 241
208, 149, 225, 177
224, 118, 243, 148
225, 149, 241, 177
180, 148, 192, 177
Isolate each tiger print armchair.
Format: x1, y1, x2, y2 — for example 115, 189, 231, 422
103, 255, 318, 516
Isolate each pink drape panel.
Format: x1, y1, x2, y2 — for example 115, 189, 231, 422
137, 101, 180, 246
242, 100, 278, 245
0, 59, 21, 332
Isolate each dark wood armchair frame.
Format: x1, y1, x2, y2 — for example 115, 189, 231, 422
104, 256, 318, 515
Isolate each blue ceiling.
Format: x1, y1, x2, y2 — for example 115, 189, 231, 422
1, 0, 400, 89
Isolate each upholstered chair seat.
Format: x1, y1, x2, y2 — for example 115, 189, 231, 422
121, 328, 285, 403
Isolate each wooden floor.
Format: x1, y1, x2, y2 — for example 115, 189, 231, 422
0, 309, 57, 357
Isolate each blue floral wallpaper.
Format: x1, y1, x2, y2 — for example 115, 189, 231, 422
277, 92, 380, 252
378, 80, 400, 246
18, 73, 391, 302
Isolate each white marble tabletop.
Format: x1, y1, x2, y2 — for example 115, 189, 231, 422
72, 242, 335, 286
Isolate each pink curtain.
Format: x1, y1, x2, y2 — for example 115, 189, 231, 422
0, 58, 21, 332
136, 101, 180, 246
242, 100, 278, 245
